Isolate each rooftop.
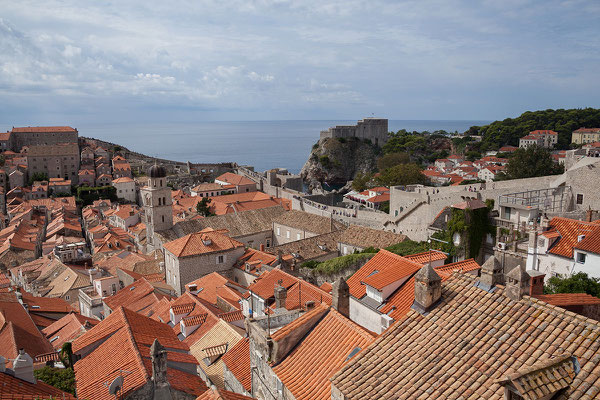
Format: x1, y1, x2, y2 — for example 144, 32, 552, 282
339, 224, 406, 249
163, 230, 244, 258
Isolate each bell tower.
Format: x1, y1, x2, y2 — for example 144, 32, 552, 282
141, 163, 173, 248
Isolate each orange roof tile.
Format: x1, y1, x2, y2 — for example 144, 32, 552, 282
41, 312, 99, 350
434, 258, 481, 280
12, 126, 76, 133
196, 386, 254, 400
214, 172, 256, 187
347, 250, 423, 298
272, 308, 374, 400
404, 250, 448, 265
0, 370, 76, 399
246, 268, 300, 300
546, 217, 600, 258
574, 225, 600, 255
164, 231, 244, 258
103, 278, 171, 315
534, 292, 600, 306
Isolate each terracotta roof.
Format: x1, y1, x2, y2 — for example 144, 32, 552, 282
272, 307, 374, 400
103, 278, 172, 315
0, 370, 76, 399
12, 126, 76, 133
112, 177, 134, 183
21, 292, 75, 314
237, 247, 278, 267
320, 282, 333, 293
247, 269, 300, 300
284, 280, 332, 310
0, 292, 54, 365
434, 258, 481, 279
214, 172, 256, 187
404, 250, 448, 265
164, 230, 244, 258
218, 309, 244, 323
534, 292, 600, 306
73, 307, 206, 400
270, 231, 342, 262
168, 292, 221, 346
41, 312, 99, 350
192, 182, 226, 192
347, 250, 423, 299
573, 127, 600, 134
45, 267, 90, 298
221, 337, 251, 392
273, 210, 344, 235
530, 129, 558, 135
331, 273, 600, 399
196, 387, 254, 400
339, 225, 406, 249
546, 217, 600, 258
573, 225, 600, 255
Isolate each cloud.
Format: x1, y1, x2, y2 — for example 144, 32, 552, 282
0, 0, 598, 122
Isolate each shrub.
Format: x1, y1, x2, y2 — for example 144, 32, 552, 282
312, 253, 375, 275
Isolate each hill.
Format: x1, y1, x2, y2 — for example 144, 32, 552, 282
464, 108, 600, 151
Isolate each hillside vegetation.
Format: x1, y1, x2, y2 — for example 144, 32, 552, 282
465, 108, 600, 151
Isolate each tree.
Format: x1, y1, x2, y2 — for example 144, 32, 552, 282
504, 146, 563, 179
196, 197, 213, 217
34, 367, 76, 394
376, 152, 410, 171
351, 171, 373, 191
28, 172, 49, 186
544, 272, 600, 297
375, 163, 429, 187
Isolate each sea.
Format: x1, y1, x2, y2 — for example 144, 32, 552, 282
77, 120, 490, 174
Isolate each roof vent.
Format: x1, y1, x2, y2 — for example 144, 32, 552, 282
202, 235, 212, 246
578, 234, 586, 242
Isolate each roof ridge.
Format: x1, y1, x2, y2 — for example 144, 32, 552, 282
118, 307, 150, 382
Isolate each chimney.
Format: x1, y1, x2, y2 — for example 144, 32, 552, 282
412, 264, 442, 314
13, 349, 35, 384
332, 277, 350, 317
478, 256, 503, 291
505, 265, 529, 301
150, 339, 171, 393
586, 207, 593, 223
274, 285, 287, 309
305, 300, 315, 310
260, 244, 265, 252
527, 271, 545, 296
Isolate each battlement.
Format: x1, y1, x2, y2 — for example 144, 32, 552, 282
320, 118, 389, 146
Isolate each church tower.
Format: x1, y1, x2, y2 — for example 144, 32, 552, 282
141, 163, 173, 248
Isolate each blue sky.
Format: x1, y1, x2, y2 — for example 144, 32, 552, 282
1, 0, 599, 124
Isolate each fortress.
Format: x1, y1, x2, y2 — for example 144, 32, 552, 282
320, 118, 389, 146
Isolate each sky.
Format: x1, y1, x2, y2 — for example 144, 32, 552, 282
1, 0, 599, 124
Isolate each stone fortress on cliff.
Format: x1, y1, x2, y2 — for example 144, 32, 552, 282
319, 118, 389, 146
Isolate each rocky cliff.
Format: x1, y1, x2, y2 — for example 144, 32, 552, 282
300, 137, 379, 192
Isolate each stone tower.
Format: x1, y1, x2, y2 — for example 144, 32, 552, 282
332, 277, 350, 317
505, 265, 529, 301
478, 255, 503, 291
141, 164, 173, 247
150, 339, 172, 400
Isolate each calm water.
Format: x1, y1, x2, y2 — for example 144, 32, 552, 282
76, 120, 489, 173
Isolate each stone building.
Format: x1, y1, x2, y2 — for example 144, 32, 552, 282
163, 229, 245, 295
141, 164, 173, 249
272, 210, 344, 246
518, 129, 558, 149
25, 143, 80, 184
112, 177, 137, 203
320, 118, 389, 146
571, 127, 600, 144
9, 126, 78, 151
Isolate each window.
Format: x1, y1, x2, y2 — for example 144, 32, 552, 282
576, 194, 584, 205
217, 255, 225, 264
266, 239, 271, 247
276, 227, 280, 236
395, 210, 399, 217
65, 295, 70, 301
296, 233, 301, 240
577, 252, 587, 264
286, 230, 290, 239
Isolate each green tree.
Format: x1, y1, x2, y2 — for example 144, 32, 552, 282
34, 367, 76, 394
28, 172, 49, 186
385, 240, 428, 256
544, 272, 600, 297
196, 197, 213, 217
504, 146, 563, 179
376, 152, 410, 171
376, 163, 429, 187
351, 171, 373, 191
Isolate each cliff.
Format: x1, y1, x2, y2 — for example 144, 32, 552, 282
300, 137, 379, 192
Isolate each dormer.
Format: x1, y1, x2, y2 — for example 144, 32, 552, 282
496, 354, 578, 400
169, 303, 195, 325
179, 313, 207, 337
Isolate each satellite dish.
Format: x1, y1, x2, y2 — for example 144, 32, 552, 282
108, 376, 124, 395
452, 232, 461, 247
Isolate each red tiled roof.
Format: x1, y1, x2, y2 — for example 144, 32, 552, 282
164, 230, 244, 258
574, 225, 600, 255
196, 387, 254, 400
530, 129, 558, 135
41, 312, 99, 350
404, 250, 448, 265
184, 272, 245, 308
73, 307, 205, 400
215, 172, 255, 187
11, 126, 76, 133
247, 269, 298, 300
182, 314, 207, 326
272, 308, 374, 400
378, 276, 416, 321
546, 217, 600, 258
218, 309, 244, 323
103, 278, 171, 315
0, 370, 76, 399
535, 292, 600, 306
573, 127, 600, 134
347, 250, 423, 298
434, 258, 480, 280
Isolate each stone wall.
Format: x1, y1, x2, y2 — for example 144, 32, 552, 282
319, 118, 389, 147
